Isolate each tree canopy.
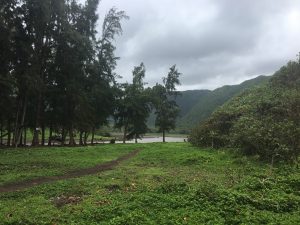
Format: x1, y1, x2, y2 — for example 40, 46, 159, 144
0, 0, 128, 147
114, 63, 152, 143
153, 65, 181, 142
0, 1, 183, 147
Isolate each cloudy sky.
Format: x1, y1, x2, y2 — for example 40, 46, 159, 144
94, 0, 300, 90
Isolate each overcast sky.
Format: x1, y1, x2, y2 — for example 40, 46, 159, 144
93, 0, 300, 90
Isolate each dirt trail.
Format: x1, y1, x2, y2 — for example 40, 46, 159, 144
0, 149, 140, 193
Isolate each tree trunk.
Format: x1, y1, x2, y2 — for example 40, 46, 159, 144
19, 130, 23, 146
7, 122, 11, 147
84, 132, 88, 145
61, 127, 66, 146
32, 35, 48, 146
13, 98, 21, 147
91, 127, 95, 145
16, 96, 27, 147
41, 125, 45, 146
135, 134, 137, 143
32, 92, 42, 146
0, 122, 2, 146
69, 127, 76, 146
23, 127, 27, 146
163, 130, 165, 143
48, 125, 52, 146
79, 131, 83, 145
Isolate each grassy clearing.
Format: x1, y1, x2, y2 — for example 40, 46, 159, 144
0, 145, 133, 185
0, 143, 299, 224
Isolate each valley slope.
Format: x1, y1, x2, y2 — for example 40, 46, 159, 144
148, 75, 270, 132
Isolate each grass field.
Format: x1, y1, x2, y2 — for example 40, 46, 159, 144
0, 143, 299, 224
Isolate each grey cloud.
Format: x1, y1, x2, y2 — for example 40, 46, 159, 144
95, 0, 300, 90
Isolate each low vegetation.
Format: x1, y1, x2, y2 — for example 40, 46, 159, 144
1, 143, 299, 224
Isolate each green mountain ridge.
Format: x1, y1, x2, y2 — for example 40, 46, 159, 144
148, 75, 270, 132
176, 75, 270, 131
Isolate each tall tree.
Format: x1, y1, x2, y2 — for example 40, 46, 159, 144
0, 0, 17, 146
19, 0, 54, 146
0, 0, 128, 148
126, 63, 152, 143
10, 0, 38, 147
87, 7, 128, 144
153, 65, 181, 142
114, 63, 151, 143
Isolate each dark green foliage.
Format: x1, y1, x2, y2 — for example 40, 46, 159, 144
190, 60, 300, 163
178, 75, 270, 130
153, 65, 181, 141
0, 0, 128, 147
114, 63, 152, 143
176, 90, 211, 117
147, 76, 269, 132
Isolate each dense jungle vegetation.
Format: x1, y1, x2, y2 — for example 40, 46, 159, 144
190, 59, 300, 163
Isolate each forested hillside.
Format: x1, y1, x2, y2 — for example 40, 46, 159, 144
177, 75, 270, 130
190, 60, 300, 163
147, 90, 210, 129
148, 75, 269, 132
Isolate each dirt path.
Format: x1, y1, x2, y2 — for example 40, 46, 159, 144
0, 149, 140, 193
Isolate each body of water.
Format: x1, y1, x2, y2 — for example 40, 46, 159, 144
116, 136, 187, 143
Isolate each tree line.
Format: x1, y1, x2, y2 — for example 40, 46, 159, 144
0, 0, 181, 147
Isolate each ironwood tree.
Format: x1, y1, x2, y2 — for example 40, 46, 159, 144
0, 0, 128, 147
153, 65, 181, 142
114, 63, 152, 143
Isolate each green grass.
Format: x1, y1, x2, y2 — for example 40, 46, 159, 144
0, 145, 133, 185
0, 143, 299, 224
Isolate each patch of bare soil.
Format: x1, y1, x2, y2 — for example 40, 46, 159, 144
0, 149, 140, 193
